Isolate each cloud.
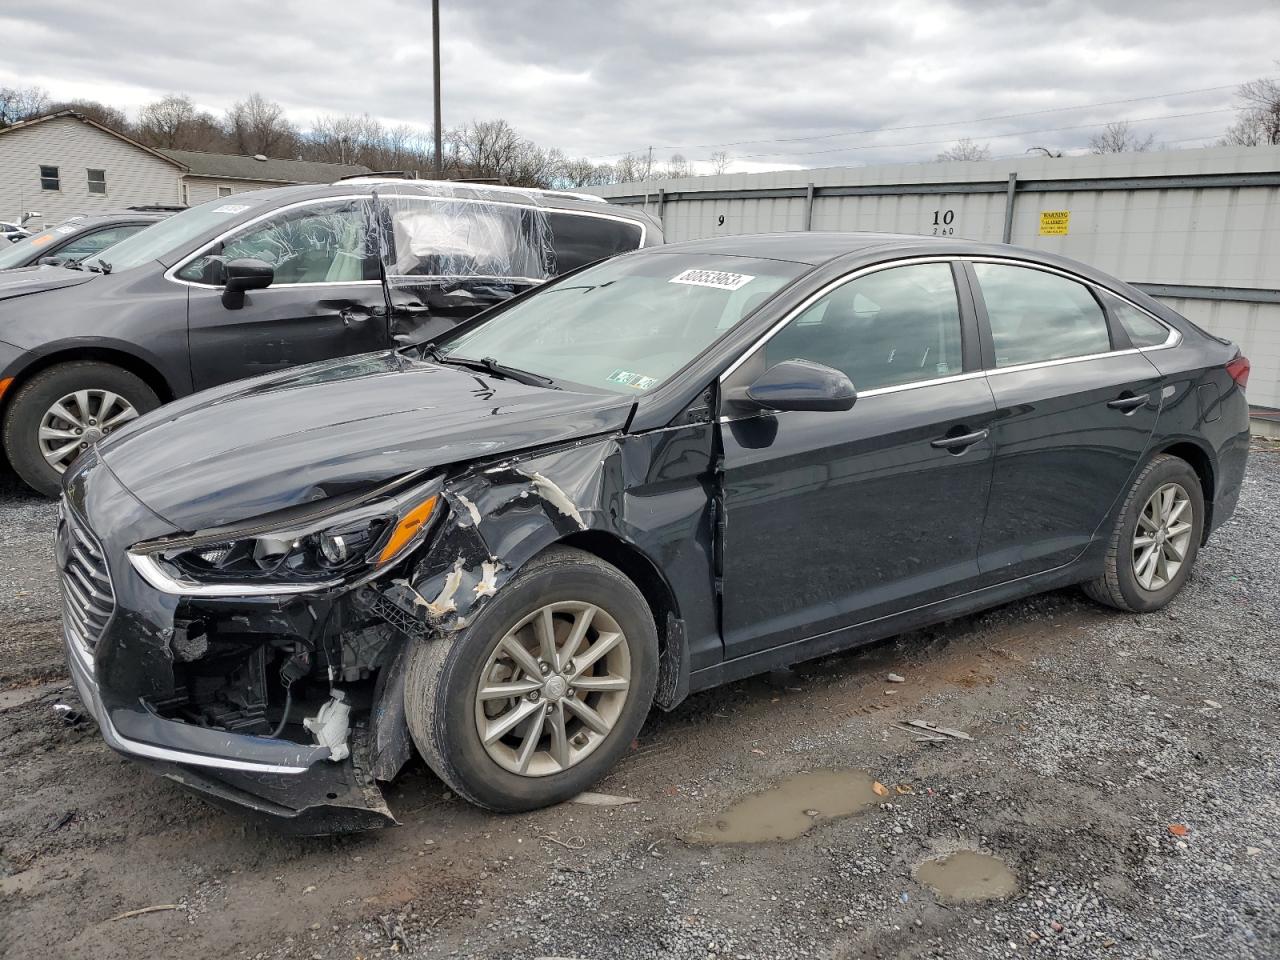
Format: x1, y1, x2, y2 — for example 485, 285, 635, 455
0, 0, 1276, 171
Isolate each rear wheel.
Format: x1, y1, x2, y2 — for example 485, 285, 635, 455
403, 546, 658, 811
3, 362, 159, 497
1083, 454, 1204, 612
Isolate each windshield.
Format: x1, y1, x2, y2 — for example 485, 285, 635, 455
81, 197, 266, 273
437, 253, 806, 394
0, 227, 64, 269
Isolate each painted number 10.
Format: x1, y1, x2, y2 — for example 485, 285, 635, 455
932, 209, 955, 236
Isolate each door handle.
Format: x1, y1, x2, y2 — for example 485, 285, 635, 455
930, 428, 989, 451
1106, 393, 1150, 412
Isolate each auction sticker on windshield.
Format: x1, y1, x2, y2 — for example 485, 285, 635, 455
607, 369, 658, 389
669, 268, 755, 291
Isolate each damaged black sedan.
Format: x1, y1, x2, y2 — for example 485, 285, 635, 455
60, 233, 1250, 832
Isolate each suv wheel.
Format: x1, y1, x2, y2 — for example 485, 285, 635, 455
3, 362, 159, 497
403, 546, 658, 811
1083, 454, 1204, 613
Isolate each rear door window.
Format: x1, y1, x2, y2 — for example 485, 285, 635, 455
546, 212, 644, 272
973, 263, 1112, 367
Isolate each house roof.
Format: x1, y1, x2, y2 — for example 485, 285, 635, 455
160, 149, 371, 184
0, 110, 185, 168
0, 111, 370, 186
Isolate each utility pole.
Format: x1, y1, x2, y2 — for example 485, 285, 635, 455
432, 0, 444, 179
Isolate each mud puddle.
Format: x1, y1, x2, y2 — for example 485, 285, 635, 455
687, 770, 882, 843
917, 851, 1019, 902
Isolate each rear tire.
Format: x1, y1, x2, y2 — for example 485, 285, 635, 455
1082, 454, 1204, 612
3, 362, 159, 497
403, 546, 658, 811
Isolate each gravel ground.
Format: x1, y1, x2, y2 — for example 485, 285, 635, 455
0, 442, 1276, 960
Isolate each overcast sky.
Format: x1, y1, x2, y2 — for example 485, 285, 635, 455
1, 0, 1277, 173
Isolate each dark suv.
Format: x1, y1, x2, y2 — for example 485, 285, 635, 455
0, 180, 660, 495
0, 209, 178, 271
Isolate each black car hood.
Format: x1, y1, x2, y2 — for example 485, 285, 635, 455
0, 265, 96, 300
98, 352, 636, 530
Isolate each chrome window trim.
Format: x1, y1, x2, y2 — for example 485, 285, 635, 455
166, 193, 646, 290
719, 254, 1182, 393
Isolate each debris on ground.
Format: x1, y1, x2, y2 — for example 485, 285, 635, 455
108, 904, 184, 922
570, 791, 640, 807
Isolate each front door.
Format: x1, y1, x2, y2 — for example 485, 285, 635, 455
179, 198, 388, 390
967, 261, 1163, 582
718, 261, 997, 661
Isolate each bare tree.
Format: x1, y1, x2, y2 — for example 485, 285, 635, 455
1089, 121, 1155, 154
664, 153, 692, 178
137, 94, 224, 151
0, 85, 50, 127
226, 93, 298, 157
47, 98, 130, 133
453, 119, 527, 181
936, 138, 991, 161
709, 150, 731, 175
305, 113, 385, 165
1220, 68, 1280, 146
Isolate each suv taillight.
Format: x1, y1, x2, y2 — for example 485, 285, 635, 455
1226, 355, 1250, 389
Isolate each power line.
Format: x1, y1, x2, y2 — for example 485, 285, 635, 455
597, 79, 1267, 159
732, 108, 1236, 160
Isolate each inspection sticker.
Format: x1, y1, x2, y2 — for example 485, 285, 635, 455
213, 203, 252, 214
669, 268, 755, 291
607, 369, 658, 389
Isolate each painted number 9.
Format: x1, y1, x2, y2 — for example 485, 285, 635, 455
932, 209, 955, 236
717, 214, 726, 226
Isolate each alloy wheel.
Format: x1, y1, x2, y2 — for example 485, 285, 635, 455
38, 389, 139, 474
1132, 481, 1193, 591
474, 601, 631, 777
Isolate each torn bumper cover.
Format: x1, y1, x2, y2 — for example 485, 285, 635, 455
64, 614, 396, 834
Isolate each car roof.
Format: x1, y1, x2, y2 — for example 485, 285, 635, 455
52, 212, 170, 230
654, 231, 979, 265
240, 180, 659, 226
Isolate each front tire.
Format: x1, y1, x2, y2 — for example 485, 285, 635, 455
3, 362, 159, 497
1083, 454, 1204, 612
403, 546, 658, 811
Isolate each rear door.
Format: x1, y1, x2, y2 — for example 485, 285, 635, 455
717, 260, 997, 660
967, 260, 1163, 583
179, 198, 388, 389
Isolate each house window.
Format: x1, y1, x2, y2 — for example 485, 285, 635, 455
39, 165, 60, 191
86, 169, 106, 194
181, 183, 190, 206
217, 186, 233, 198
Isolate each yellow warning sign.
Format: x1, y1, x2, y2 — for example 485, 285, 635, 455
1039, 210, 1070, 236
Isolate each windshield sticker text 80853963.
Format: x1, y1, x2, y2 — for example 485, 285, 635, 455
669, 268, 755, 291
607, 369, 658, 389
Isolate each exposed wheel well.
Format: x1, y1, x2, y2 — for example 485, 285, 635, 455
1153, 440, 1215, 539
556, 530, 680, 661
4, 349, 175, 415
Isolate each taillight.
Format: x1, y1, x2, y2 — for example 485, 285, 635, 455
1226, 355, 1250, 389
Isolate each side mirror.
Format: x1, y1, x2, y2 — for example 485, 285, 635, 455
221, 258, 274, 309
743, 359, 857, 412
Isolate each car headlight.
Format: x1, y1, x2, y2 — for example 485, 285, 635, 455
128, 475, 442, 596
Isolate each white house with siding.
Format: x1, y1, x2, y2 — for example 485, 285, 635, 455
0, 112, 368, 228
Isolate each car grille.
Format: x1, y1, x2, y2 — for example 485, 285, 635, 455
56, 502, 115, 664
